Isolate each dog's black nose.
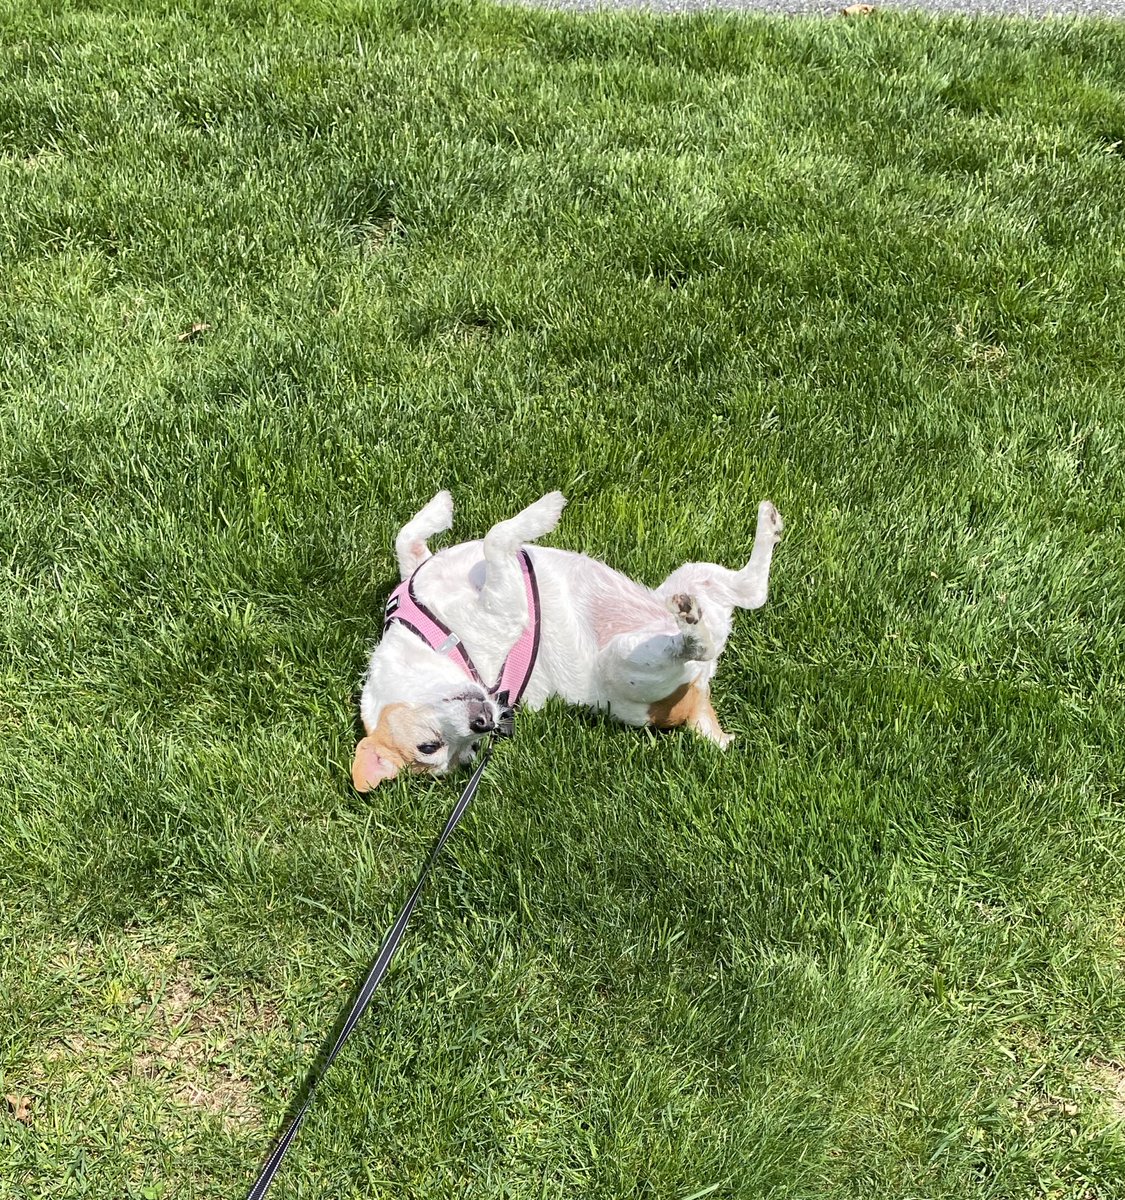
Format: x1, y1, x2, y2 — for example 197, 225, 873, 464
466, 697, 495, 734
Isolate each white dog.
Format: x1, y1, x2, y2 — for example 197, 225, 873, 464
352, 491, 783, 790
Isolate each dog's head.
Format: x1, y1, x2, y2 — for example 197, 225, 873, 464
353, 635, 505, 789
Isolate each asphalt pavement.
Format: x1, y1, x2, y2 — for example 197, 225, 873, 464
516, 0, 1125, 20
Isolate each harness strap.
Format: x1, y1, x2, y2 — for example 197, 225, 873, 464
493, 552, 542, 704
384, 549, 541, 705
383, 574, 482, 686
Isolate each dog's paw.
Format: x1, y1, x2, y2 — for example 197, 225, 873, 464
669, 593, 715, 660
667, 592, 702, 626
756, 500, 784, 545
520, 491, 567, 539
413, 489, 453, 533
428, 489, 454, 531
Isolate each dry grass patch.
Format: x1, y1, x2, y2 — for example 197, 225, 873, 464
1089, 1059, 1125, 1128
20, 932, 285, 1136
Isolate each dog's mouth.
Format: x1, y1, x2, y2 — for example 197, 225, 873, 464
452, 740, 483, 769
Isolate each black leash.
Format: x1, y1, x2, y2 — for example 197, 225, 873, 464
246, 738, 497, 1200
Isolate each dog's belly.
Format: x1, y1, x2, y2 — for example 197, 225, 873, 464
414, 543, 664, 712
412, 543, 598, 703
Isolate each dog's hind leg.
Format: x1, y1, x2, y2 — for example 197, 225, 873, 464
661, 592, 717, 662
614, 499, 782, 748
477, 491, 566, 616
395, 490, 454, 580
597, 597, 734, 746
656, 500, 784, 655
731, 500, 784, 611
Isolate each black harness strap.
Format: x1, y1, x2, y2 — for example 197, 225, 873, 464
245, 740, 496, 1200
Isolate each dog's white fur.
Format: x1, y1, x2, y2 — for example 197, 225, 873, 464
353, 491, 783, 790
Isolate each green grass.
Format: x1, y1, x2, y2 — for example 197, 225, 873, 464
3, 0, 1125, 1196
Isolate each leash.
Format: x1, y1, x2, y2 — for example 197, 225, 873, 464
250, 549, 539, 1195
246, 737, 498, 1200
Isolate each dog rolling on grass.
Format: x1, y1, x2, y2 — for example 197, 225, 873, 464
353, 491, 783, 790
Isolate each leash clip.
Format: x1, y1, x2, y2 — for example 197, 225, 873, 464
494, 691, 515, 739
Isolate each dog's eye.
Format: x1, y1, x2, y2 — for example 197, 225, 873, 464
416, 741, 443, 756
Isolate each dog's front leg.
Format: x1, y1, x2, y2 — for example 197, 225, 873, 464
477, 491, 566, 617
395, 490, 454, 581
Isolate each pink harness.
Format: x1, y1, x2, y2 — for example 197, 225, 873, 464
383, 550, 542, 707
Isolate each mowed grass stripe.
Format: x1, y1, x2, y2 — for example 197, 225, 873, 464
1, 2, 1124, 1197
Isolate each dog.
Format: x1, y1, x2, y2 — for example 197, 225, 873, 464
352, 491, 783, 790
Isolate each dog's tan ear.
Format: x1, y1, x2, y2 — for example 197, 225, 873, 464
352, 736, 400, 791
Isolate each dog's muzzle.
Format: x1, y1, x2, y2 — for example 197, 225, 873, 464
464, 695, 514, 738
464, 693, 514, 740
467, 697, 496, 735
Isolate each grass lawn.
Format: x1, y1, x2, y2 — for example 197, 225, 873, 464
3, 0, 1125, 1196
